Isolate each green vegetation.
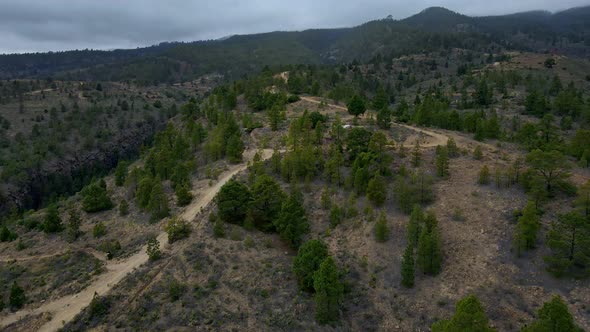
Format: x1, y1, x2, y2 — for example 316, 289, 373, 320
216, 180, 252, 225
146, 237, 161, 261
545, 211, 590, 277
9, 281, 26, 310
417, 212, 442, 275
432, 295, 495, 332
165, 217, 191, 244
313, 256, 344, 325
401, 243, 415, 288
293, 239, 329, 292
521, 295, 583, 332
274, 191, 310, 248
42, 204, 63, 233
374, 212, 390, 242
81, 180, 114, 213
513, 201, 540, 256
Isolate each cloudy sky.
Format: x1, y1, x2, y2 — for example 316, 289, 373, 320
0, 0, 588, 54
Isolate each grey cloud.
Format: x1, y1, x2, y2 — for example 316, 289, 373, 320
0, 0, 588, 53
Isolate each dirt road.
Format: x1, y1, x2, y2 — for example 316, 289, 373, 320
299, 96, 449, 148
0, 149, 272, 332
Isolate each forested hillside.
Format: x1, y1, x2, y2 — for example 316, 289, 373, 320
1, 6, 590, 83
0, 5, 590, 332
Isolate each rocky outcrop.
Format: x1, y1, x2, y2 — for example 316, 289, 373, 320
0, 119, 165, 214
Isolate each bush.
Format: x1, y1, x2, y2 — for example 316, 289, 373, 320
42, 204, 63, 233
93, 222, 107, 238
0, 225, 18, 242
168, 278, 187, 302
478, 165, 491, 185
9, 281, 26, 310
119, 199, 129, 216
82, 181, 114, 213
89, 293, 110, 318
175, 184, 193, 206
432, 295, 495, 332
98, 239, 121, 259
374, 213, 389, 242
146, 237, 161, 261
165, 217, 191, 243
213, 218, 225, 238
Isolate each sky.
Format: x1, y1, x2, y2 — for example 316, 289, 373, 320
0, 0, 588, 54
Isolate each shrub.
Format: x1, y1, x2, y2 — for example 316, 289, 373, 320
9, 281, 26, 310
89, 293, 110, 318
119, 199, 129, 216
374, 212, 389, 242
82, 181, 114, 213
42, 204, 63, 233
93, 222, 107, 238
165, 217, 191, 244
146, 237, 161, 261
168, 278, 187, 302
0, 225, 18, 242
98, 239, 121, 259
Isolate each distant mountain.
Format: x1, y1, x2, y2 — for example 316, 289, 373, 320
1, 6, 589, 82
401, 7, 472, 30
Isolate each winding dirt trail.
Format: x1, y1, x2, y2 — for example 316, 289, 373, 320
299, 96, 449, 148
0, 149, 272, 332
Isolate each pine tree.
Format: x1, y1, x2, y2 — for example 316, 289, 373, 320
65, 208, 82, 242
119, 199, 129, 216
513, 201, 540, 256
136, 176, 154, 208
114, 160, 128, 186
411, 141, 422, 167
249, 175, 285, 231
436, 146, 450, 178
478, 165, 491, 185
175, 183, 193, 207
407, 205, 424, 247
374, 212, 390, 242
293, 239, 329, 292
148, 180, 169, 221
521, 295, 583, 332
473, 146, 483, 160
274, 191, 310, 248
347, 95, 366, 117
575, 180, 590, 218
401, 243, 415, 288
432, 295, 496, 332
367, 173, 387, 206
9, 281, 26, 310
226, 134, 244, 163
377, 106, 392, 129
544, 211, 590, 277
42, 204, 63, 233
417, 212, 442, 275
82, 181, 113, 213
313, 256, 344, 325
217, 180, 252, 225
526, 149, 571, 193
213, 217, 225, 238
446, 137, 459, 158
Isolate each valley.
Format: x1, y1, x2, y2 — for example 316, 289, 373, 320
1, 4, 590, 332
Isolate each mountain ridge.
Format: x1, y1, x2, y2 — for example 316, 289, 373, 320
1, 5, 589, 81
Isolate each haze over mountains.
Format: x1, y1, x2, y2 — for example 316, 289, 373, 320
1, 6, 589, 82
